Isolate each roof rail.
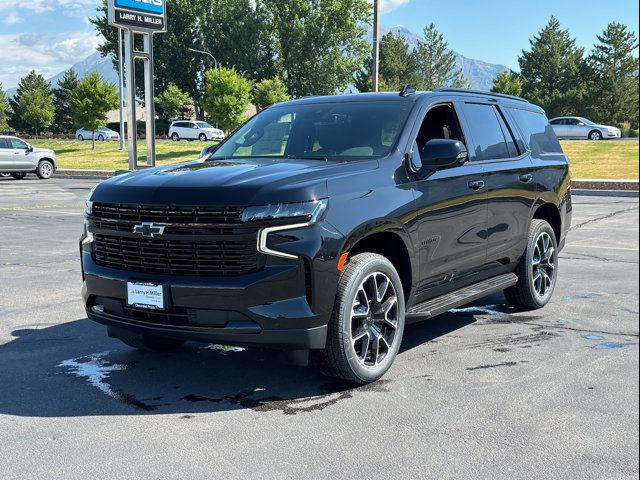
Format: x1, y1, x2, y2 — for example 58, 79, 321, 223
433, 87, 529, 104
399, 85, 416, 97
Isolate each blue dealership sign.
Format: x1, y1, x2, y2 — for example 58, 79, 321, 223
114, 0, 164, 16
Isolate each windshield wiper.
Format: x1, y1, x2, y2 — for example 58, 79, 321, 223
283, 155, 328, 161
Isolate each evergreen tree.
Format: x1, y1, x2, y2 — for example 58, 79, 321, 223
8, 70, 54, 135
588, 22, 639, 128
52, 69, 79, 134
519, 17, 588, 117
0, 83, 8, 131
355, 32, 420, 92
412, 24, 467, 90
491, 70, 523, 97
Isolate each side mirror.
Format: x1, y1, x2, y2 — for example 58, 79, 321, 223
577, 122, 585, 126
418, 139, 467, 175
27, 145, 34, 152
200, 144, 219, 158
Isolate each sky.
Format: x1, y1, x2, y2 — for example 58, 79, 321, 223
1, 0, 639, 89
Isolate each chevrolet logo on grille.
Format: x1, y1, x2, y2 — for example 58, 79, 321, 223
133, 222, 166, 238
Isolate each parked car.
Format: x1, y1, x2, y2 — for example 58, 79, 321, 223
81, 88, 572, 384
0, 135, 56, 179
169, 121, 225, 142
76, 127, 120, 142
549, 116, 621, 140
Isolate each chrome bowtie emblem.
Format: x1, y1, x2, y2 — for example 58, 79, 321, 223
133, 222, 166, 238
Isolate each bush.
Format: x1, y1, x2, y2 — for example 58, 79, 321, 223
627, 129, 639, 138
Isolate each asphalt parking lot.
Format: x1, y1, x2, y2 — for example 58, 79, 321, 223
0, 176, 638, 479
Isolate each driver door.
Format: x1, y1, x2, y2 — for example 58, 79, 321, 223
408, 101, 488, 303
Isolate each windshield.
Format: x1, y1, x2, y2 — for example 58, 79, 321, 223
196, 122, 214, 129
576, 117, 595, 125
211, 101, 413, 161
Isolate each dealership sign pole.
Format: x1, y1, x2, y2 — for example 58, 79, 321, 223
108, 0, 167, 170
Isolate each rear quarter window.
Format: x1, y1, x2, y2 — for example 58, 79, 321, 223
506, 108, 563, 156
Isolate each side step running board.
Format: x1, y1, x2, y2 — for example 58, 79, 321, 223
406, 273, 518, 320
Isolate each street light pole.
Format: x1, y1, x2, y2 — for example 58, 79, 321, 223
187, 47, 218, 70
372, 0, 380, 92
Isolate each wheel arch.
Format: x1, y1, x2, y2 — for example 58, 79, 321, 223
340, 224, 415, 302
532, 202, 562, 243
38, 157, 56, 169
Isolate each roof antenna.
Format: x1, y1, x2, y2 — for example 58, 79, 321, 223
399, 85, 416, 97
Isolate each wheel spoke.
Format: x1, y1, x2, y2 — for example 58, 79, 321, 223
359, 333, 370, 361
371, 333, 381, 364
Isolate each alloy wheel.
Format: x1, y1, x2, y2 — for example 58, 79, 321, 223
531, 231, 556, 298
350, 272, 399, 367
40, 162, 53, 178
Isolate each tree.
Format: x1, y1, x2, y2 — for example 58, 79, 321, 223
70, 72, 118, 149
8, 70, 54, 134
253, 77, 289, 110
0, 83, 8, 131
355, 32, 419, 92
412, 24, 467, 90
263, 0, 371, 97
519, 17, 588, 118
491, 70, 523, 97
91, 0, 275, 118
588, 22, 639, 128
203, 67, 253, 132
52, 69, 79, 134
155, 85, 193, 121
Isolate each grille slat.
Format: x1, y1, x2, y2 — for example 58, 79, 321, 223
91, 203, 259, 276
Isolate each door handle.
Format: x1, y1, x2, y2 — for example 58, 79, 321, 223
467, 180, 485, 190
519, 173, 533, 183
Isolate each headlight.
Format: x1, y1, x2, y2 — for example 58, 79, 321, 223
250, 199, 328, 259
85, 184, 98, 215
242, 199, 328, 223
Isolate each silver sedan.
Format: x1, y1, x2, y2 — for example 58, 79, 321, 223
76, 127, 120, 142
549, 117, 621, 141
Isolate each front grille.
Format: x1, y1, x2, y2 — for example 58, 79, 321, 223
89, 203, 260, 276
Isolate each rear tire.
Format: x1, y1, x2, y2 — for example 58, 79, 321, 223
320, 253, 405, 384
36, 160, 54, 179
11, 173, 26, 180
504, 219, 559, 310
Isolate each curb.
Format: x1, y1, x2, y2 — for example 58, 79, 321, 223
572, 189, 639, 198
571, 179, 638, 191
56, 169, 117, 179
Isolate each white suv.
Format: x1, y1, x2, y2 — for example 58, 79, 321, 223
169, 121, 224, 142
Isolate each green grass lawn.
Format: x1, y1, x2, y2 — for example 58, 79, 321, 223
561, 140, 638, 179
31, 138, 638, 179
30, 139, 209, 170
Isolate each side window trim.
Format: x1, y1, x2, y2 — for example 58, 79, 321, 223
404, 99, 469, 164
494, 105, 521, 157
457, 101, 511, 162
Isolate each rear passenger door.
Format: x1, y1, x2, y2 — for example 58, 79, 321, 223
458, 102, 536, 278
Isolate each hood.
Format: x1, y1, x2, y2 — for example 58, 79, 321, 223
91, 157, 378, 206
32, 147, 54, 155
595, 124, 619, 131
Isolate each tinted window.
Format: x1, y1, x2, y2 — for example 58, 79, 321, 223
0, 139, 9, 148
495, 107, 519, 157
212, 101, 413, 161
462, 103, 510, 161
506, 108, 562, 156
550, 119, 562, 125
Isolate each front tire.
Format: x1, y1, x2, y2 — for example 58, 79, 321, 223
321, 253, 405, 384
588, 130, 602, 141
98, 134, 105, 141
36, 160, 54, 179
198, 133, 207, 142
78, 135, 84, 141
171, 133, 180, 142
505, 219, 559, 310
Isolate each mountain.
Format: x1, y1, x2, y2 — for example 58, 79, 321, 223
5, 52, 118, 98
378, 25, 509, 92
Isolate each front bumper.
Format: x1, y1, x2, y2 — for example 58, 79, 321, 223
605, 131, 621, 139
81, 251, 330, 350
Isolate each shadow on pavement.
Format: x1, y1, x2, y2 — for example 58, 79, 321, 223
0, 308, 481, 418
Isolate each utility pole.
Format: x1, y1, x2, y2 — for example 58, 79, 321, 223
372, 0, 380, 92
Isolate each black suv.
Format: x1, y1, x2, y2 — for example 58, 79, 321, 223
81, 88, 571, 384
